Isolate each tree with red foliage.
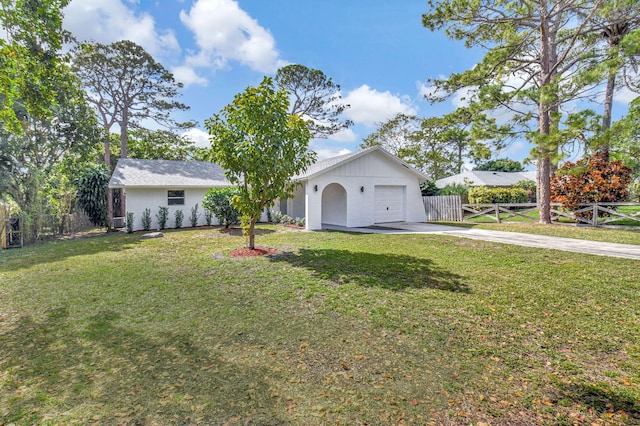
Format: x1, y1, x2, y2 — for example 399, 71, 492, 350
551, 154, 632, 219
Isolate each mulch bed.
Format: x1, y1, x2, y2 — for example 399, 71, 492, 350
229, 247, 277, 257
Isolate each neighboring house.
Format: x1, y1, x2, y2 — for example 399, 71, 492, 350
109, 146, 428, 232
285, 146, 428, 230
109, 159, 230, 231
435, 170, 536, 189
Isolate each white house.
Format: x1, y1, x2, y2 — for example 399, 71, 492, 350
282, 146, 428, 230
108, 146, 428, 232
109, 159, 230, 231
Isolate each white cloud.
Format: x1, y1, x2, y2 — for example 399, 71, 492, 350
325, 128, 358, 143
182, 128, 210, 148
312, 146, 352, 161
614, 86, 638, 104
417, 81, 447, 101
342, 85, 417, 127
172, 65, 209, 87
64, 0, 179, 56
179, 0, 287, 75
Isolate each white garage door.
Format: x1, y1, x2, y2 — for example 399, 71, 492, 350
374, 185, 405, 223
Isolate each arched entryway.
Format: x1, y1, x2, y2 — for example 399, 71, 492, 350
321, 183, 347, 226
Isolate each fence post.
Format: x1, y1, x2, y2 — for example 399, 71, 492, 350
495, 204, 500, 223
592, 203, 598, 227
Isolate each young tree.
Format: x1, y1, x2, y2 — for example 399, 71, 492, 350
72, 40, 194, 227
275, 64, 352, 138
205, 77, 315, 249
423, 0, 606, 223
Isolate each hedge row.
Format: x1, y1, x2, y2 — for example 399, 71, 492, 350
468, 186, 528, 204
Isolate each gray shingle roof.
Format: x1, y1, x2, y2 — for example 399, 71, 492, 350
435, 170, 536, 188
109, 158, 230, 188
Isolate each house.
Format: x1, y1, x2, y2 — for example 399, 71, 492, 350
435, 170, 536, 189
109, 159, 230, 231
109, 146, 428, 232
283, 146, 428, 230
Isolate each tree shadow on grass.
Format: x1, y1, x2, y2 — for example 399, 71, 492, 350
0, 308, 284, 424
560, 382, 640, 421
269, 249, 469, 293
0, 232, 143, 272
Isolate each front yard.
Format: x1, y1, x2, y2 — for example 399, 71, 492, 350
1, 226, 639, 424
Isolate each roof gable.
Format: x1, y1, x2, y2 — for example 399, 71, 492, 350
109, 159, 230, 188
295, 146, 428, 181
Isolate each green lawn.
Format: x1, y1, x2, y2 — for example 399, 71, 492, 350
438, 221, 640, 246
1, 226, 639, 425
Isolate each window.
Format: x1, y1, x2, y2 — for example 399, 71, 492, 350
168, 190, 185, 205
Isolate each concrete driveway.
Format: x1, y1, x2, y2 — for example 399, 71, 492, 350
322, 222, 640, 260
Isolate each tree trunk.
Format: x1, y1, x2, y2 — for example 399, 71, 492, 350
600, 72, 616, 161
104, 133, 113, 230
248, 218, 256, 250
537, 154, 552, 224
120, 107, 128, 159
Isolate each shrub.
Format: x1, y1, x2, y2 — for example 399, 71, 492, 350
204, 209, 214, 226
141, 208, 152, 231
272, 211, 283, 224
190, 203, 200, 227
468, 186, 528, 204
280, 215, 293, 225
295, 217, 305, 227
513, 180, 537, 202
156, 206, 169, 230
75, 165, 109, 227
439, 183, 468, 196
174, 209, 184, 229
126, 212, 134, 233
551, 153, 632, 219
202, 187, 240, 228
420, 181, 439, 196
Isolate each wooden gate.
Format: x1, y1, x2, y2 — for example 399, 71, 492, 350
1, 206, 23, 249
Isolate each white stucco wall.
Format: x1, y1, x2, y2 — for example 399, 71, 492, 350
303, 151, 427, 230
123, 187, 219, 231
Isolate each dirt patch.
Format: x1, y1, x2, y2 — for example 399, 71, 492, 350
230, 247, 277, 257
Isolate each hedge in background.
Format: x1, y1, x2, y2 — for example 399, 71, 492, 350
468, 186, 528, 204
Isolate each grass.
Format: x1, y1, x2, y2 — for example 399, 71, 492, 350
438, 221, 640, 246
1, 225, 639, 425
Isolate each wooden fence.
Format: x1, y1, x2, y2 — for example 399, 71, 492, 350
423, 195, 463, 221
423, 196, 640, 227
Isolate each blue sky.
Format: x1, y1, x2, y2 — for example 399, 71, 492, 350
62, 0, 633, 164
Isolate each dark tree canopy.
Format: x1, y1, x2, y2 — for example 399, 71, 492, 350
128, 129, 198, 161
0, 0, 72, 133
275, 64, 352, 138
475, 159, 525, 173
72, 40, 193, 160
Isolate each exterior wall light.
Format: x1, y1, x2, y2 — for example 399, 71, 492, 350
360, 186, 364, 193
314, 185, 318, 192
